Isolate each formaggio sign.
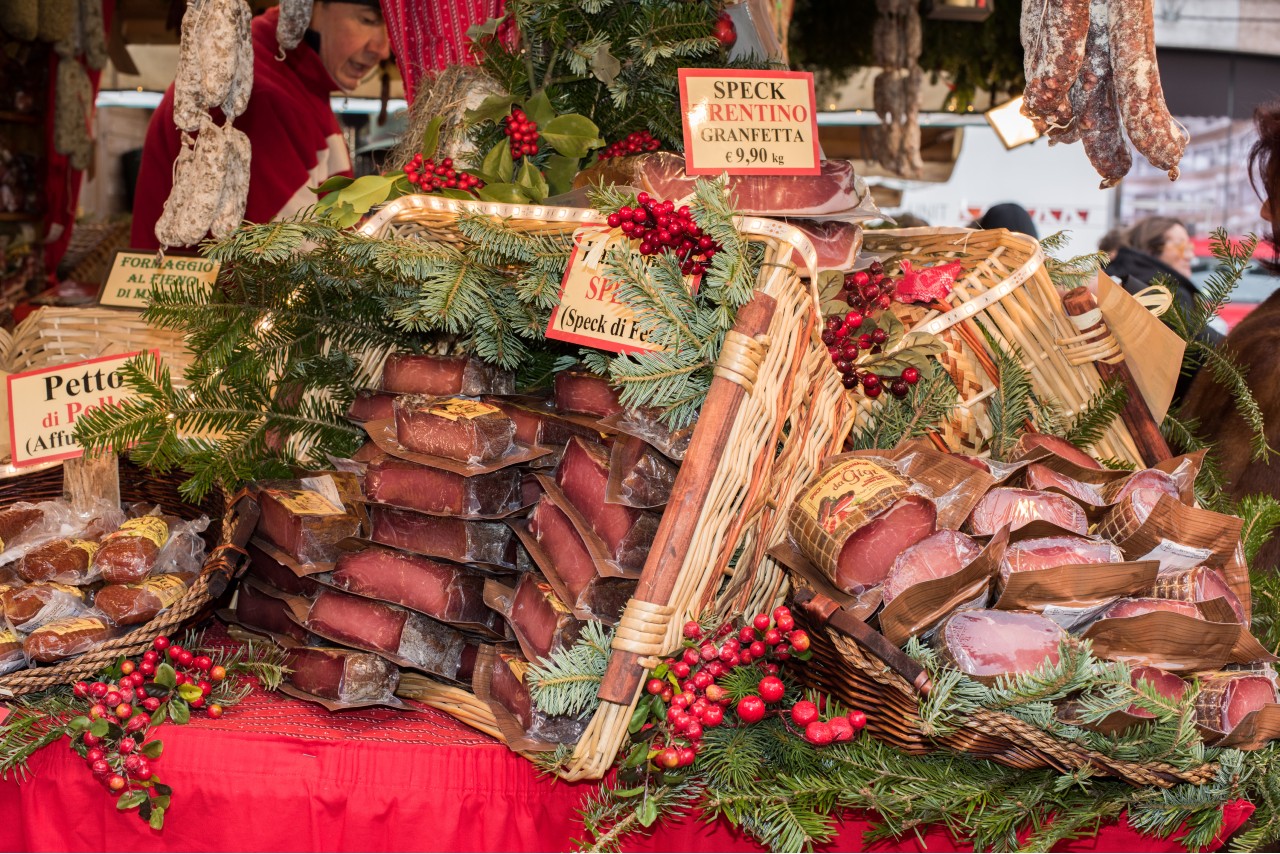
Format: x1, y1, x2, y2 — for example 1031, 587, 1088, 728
99, 251, 219, 310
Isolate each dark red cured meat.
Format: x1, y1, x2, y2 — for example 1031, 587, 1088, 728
940, 609, 1065, 680
1098, 597, 1201, 620
1152, 566, 1247, 623
1196, 673, 1278, 732
509, 573, 584, 662
999, 536, 1121, 584
1109, 468, 1178, 505
781, 219, 861, 272
555, 437, 659, 571
381, 353, 514, 396
1025, 464, 1105, 506
968, 488, 1088, 536
1107, 0, 1187, 179
392, 395, 517, 463
882, 530, 982, 604
347, 390, 397, 422
1127, 666, 1186, 719
482, 397, 602, 448
256, 488, 360, 565
528, 497, 635, 622
609, 436, 677, 507
368, 505, 516, 567
234, 583, 314, 645
1012, 434, 1103, 470
330, 545, 502, 633
0, 506, 44, 552
365, 455, 523, 517
639, 152, 864, 216
352, 441, 381, 463
488, 653, 588, 744
247, 541, 322, 597
953, 455, 991, 473
1023, 0, 1090, 126
835, 495, 937, 595
554, 372, 622, 418
286, 647, 400, 703
306, 589, 466, 677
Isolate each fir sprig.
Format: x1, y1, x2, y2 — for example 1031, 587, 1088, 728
847, 363, 958, 451
527, 622, 613, 717
1063, 379, 1127, 452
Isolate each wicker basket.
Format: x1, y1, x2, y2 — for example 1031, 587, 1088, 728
862, 227, 1145, 466
3, 306, 193, 378
0, 459, 258, 697
361, 195, 854, 780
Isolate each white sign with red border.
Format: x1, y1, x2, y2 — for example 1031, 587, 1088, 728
8, 351, 154, 467
679, 69, 820, 176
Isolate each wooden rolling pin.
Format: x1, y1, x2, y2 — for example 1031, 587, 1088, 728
1061, 286, 1171, 466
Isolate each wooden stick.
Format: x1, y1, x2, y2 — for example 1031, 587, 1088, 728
1061, 286, 1172, 466
596, 293, 778, 705
63, 453, 119, 513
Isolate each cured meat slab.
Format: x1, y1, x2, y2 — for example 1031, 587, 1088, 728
554, 438, 659, 571
526, 497, 634, 622
1196, 673, 1279, 733
304, 588, 467, 678
94, 575, 189, 626
256, 488, 359, 565
782, 219, 862, 272
999, 536, 1122, 584
881, 530, 982, 604
1011, 434, 1103, 469
234, 582, 315, 645
347, 390, 397, 423
365, 455, 523, 517
553, 372, 622, 418
506, 573, 585, 662
487, 652, 588, 745
608, 436, 677, 508
939, 609, 1065, 681
968, 488, 1088, 536
393, 396, 517, 464
286, 647, 401, 703
247, 540, 323, 597
1153, 566, 1247, 623
1024, 464, 1105, 506
368, 504, 517, 568
639, 152, 865, 217
1097, 597, 1201, 620
1127, 666, 1187, 719
381, 353, 514, 396
482, 396, 603, 449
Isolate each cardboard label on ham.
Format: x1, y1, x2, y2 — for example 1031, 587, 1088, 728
105, 516, 170, 550
678, 69, 820, 175
427, 399, 501, 422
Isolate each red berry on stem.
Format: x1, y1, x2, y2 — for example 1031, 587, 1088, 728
120, 660, 136, 675
132, 761, 152, 781
118, 737, 136, 754
677, 747, 697, 767
737, 626, 756, 645
207, 704, 224, 719
682, 621, 702, 640
90, 759, 111, 778
891, 379, 910, 397
758, 676, 785, 704
107, 774, 127, 792
673, 662, 690, 679
89, 704, 109, 720
73, 681, 89, 698
682, 648, 700, 667
152, 636, 170, 651
142, 697, 161, 712
193, 655, 213, 672
828, 716, 855, 742
903, 367, 920, 384
85, 747, 105, 763
736, 695, 766, 724
114, 703, 132, 719
752, 614, 771, 632
660, 686, 674, 703
647, 678, 666, 696
189, 696, 205, 709
89, 682, 108, 698
701, 705, 724, 727
804, 721, 835, 746
748, 640, 766, 658
788, 630, 811, 653
763, 629, 782, 647
849, 709, 867, 731
104, 691, 121, 708
791, 700, 819, 726
210, 665, 227, 682
83, 732, 102, 748
705, 684, 728, 704
658, 748, 681, 769
714, 13, 737, 47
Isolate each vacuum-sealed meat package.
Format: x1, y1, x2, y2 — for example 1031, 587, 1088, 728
94, 575, 191, 626
937, 609, 1065, 682
368, 504, 518, 569
381, 353, 515, 396
524, 496, 635, 622
392, 395, 517, 464
24, 615, 117, 663
286, 646, 401, 704
998, 536, 1122, 584
365, 455, 524, 517
1152, 566, 1247, 624
554, 371, 622, 418
607, 436, 677, 508
1196, 672, 1279, 734
882, 530, 983, 604
1, 583, 85, 631
554, 438, 659, 572
968, 488, 1088, 536
257, 488, 360, 565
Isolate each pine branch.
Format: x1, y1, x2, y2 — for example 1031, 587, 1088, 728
1239, 494, 1280, 566
1190, 340, 1277, 462
848, 364, 957, 451
1062, 380, 1127, 451
527, 622, 614, 717
1161, 412, 1230, 512
978, 326, 1036, 461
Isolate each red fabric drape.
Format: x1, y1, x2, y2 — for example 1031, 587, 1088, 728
380, 0, 505, 103
42, 0, 114, 276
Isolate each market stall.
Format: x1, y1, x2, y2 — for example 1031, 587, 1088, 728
0, 0, 1278, 851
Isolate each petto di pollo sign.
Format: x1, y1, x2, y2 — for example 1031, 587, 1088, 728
678, 69, 820, 175
8, 351, 153, 467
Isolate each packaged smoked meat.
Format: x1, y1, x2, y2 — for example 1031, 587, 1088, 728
967, 488, 1088, 536
484, 574, 585, 664
521, 495, 636, 623
246, 539, 324, 597
392, 395, 517, 464
285, 646, 401, 704
256, 487, 361, 566
482, 396, 606, 452
365, 454, 525, 518
232, 580, 319, 646
936, 609, 1066, 684
1023, 464, 1106, 507
24, 614, 117, 663
0, 627, 24, 674
553, 371, 622, 418
1010, 434, 1105, 471
368, 504, 520, 570
1, 583, 86, 631
606, 435, 677, 508
553, 438, 659, 572
17, 538, 103, 585
93, 515, 174, 584
473, 646, 589, 750
1195, 672, 1279, 734
997, 536, 1123, 585
881, 530, 983, 605
1152, 566, 1248, 624
381, 353, 515, 397
1081, 601, 1243, 673
347, 389, 397, 423
788, 456, 937, 594
598, 408, 693, 461
94, 575, 191, 627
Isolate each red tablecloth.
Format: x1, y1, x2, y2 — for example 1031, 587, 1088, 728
0, 628, 1254, 852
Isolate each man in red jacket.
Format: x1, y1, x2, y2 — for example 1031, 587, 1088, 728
130, 1, 391, 250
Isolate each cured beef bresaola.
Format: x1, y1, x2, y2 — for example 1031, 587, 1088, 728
968, 488, 1089, 536
527, 497, 635, 622
392, 396, 517, 464
881, 530, 982, 603
555, 438, 659, 571
286, 647, 400, 703
247, 540, 322, 597
508, 573, 585, 662
834, 496, 937, 594
365, 455, 523, 517
939, 609, 1065, 681
381, 353, 514, 396
305, 589, 467, 679
347, 390, 397, 423
489, 652, 588, 744
256, 488, 359, 565
483, 397, 603, 449
369, 505, 517, 567
608, 436, 677, 508
553, 372, 622, 418
234, 583, 314, 645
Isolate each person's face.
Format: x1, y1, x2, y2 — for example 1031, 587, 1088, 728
309, 2, 390, 92
1159, 224, 1194, 277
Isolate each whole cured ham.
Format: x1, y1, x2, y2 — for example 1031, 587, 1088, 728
381, 353, 514, 396
1196, 672, 1279, 733
881, 530, 982, 604
1152, 566, 1247, 623
639, 152, 867, 217
968, 488, 1088, 536
392, 396, 517, 464
938, 609, 1066, 681
999, 536, 1121, 583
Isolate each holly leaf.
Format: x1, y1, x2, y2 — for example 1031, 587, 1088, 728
590, 43, 621, 86
540, 114, 605, 159
542, 154, 580, 198
638, 797, 659, 828
89, 718, 109, 738
419, 115, 444, 159
141, 740, 164, 759
481, 138, 514, 184
310, 175, 354, 196
475, 183, 531, 204
523, 91, 555, 128
465, 92, 516, 125
149, 805, 166, 831
516, 159, 548, 203
116, 790, 147, 811
154, 663, 177, 690
169, 699, 191, 726
465, 14, 506, 42
178, 683, 204, 702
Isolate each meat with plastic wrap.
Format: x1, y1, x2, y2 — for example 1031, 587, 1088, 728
1011, 434, 1103, 469
968, 488, 1088, 536
286, 647, 400, 703
1152, 566, 1247, 623
553, 372, 622, 418
881, 530, 982, 604
1024, 464, 1105, 506
999, 536, 1122, 584
555, 438, 659, 571
256, 488, 359, 565
393, 396, 517, 463
368, 505, 516, 566
1196, 673, 1278, 733
938, 609, 1065, 681
366, 455, 523, 516
528, 497, 635, 622
1097, 597, 1201, 620
381, 353, 514, 396
508, 573, 585, 662
347, 390, 397, 422
489, 652, 588, 744
305, 589, 467, 678
640, 152, 865, 216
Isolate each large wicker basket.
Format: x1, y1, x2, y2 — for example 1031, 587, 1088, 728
862, 227, 1146, 466
360, 195, 854, 780
3, 305, 193, 378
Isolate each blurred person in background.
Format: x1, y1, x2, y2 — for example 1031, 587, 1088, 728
1181, 100, 1280, 569
131, 0, 392, 250
1098, 228, 1124, 261
975, 202, 1038, 239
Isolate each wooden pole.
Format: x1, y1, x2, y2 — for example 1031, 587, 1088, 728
1061, 286, 1172, 466
596, 293, 778, 705
62, 453, 119, 513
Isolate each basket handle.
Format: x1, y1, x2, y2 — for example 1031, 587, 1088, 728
224, 489, 262, 550
791, 588, 933, 696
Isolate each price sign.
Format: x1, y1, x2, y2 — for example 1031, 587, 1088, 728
7, 351, 155, 467
98, 250, 219, 310
546, 227, 698, 355
679, 69, 820, 176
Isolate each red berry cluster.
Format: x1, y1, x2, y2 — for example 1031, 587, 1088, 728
822, 261, 921, 398
503, 107, 539, 158
788, 699, 866, 746
606, 192, 720, 277
403, 153, 484, 195
643, 607, 810, 770
69, 635, 229, 824
598, 130, 662, 160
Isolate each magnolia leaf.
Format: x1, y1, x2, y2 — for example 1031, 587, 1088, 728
391, 175, 415, 197
331, 202, 363, 230
419, 115, 444, 159
482, 138, 515, 184
116, 790, 147, 810
331, 174, 398, 214
154, 663, 177, 690
439, 188, 475, 200
523, 91, 555, 128
310, 175, 353, 196
476, 183, 532, 204
540, 114, 605, 159
590, 43, 621, 85
465, 92, 516, 125
516, 159, 549, 203
543, 154, 580, 197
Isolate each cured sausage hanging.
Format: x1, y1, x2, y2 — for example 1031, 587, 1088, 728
1021, 0, 1187, 184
